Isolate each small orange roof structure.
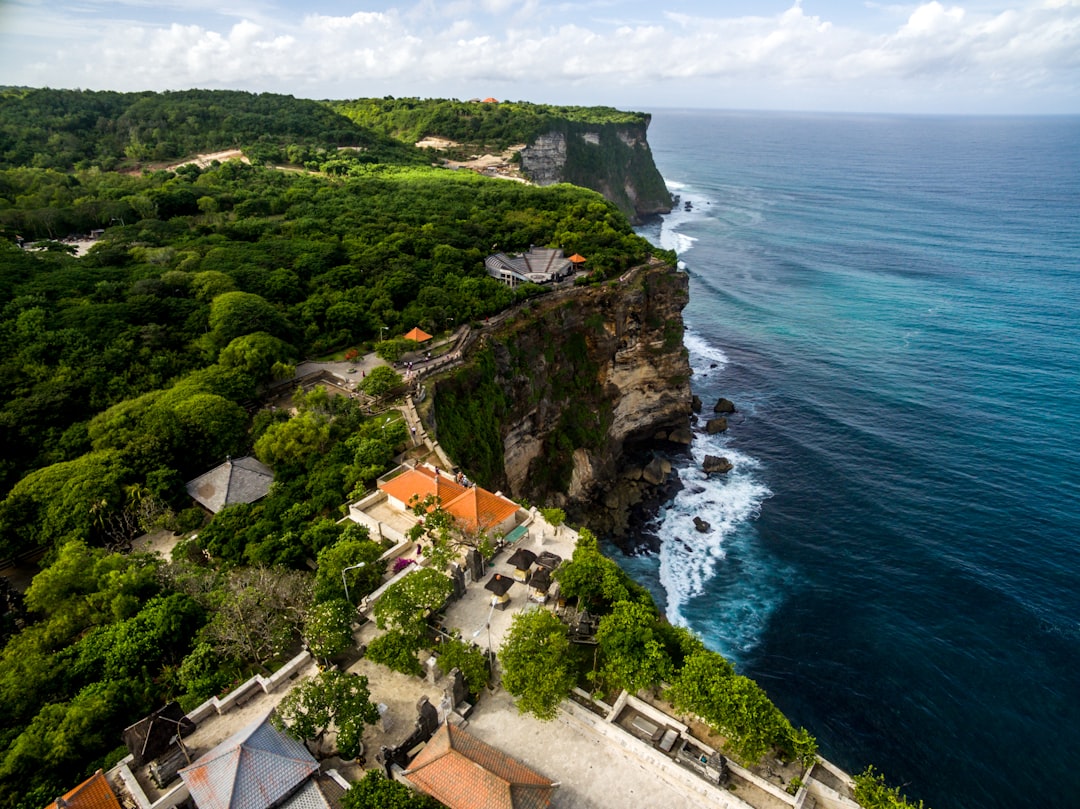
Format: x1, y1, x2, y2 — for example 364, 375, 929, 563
482, 97, 499, 103
568, 253, 587, 264
402, 326, 433, 343
404, 723, 555, 809
443, 486, 520, 534
43, 770, 122, 809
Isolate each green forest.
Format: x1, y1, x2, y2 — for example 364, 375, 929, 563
329, 96, 650, 151
0, 88, 664, 808
0, 87, 426, 171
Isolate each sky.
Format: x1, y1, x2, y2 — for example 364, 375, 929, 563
0, 0, 1077, 114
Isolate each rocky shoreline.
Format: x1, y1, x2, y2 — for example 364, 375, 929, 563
578, 393, 740, 557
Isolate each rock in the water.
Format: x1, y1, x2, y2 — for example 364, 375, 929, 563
703, 455, 733, 475
693, 516, 711, 533
705, 417, 728, 434
713, 397, 736, 414
691, 395, 702, 413
642, 455, 668, 486
668, 427, 693, 445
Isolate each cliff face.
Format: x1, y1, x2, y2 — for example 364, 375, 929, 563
432, 261, 691, 535
519, 119, 672, 224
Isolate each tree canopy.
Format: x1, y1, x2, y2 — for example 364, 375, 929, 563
273, 670, 380, 760
498, 609, 576, 721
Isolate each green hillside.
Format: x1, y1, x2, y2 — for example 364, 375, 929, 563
328, 96, 649, 150
0, 87, 426, 171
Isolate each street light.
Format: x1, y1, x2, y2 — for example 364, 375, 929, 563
473, 600, 497, 668
341, 561, 366, 607
379, 326, 387, 342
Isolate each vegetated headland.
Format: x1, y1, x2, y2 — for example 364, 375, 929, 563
0, 87, 920, 809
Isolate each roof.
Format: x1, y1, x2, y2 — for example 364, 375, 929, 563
381, 466, 518, 533
405, 724, 555, 809
482, 97, 498, 103
443, 486, 519, 533
402, 326, 433, 343
278, 776, 346, 809
484, 248, 572, 286
380, 467, 467, 509
123, 701, 196, 767
568, 254, 587, 263
44, 771, 122, 809
179, 711, 318, 809
186, 456, 274, 514
506, 548, 536, 570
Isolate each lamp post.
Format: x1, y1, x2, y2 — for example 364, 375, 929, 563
473, 600, 497, 669
341, 561, 366, 607
379, 325, 387, 343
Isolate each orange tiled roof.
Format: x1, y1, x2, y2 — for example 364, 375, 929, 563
568, 253, 586, 263
444, 486, 519, 533
403, 326, 433, 342
44, 771, 122, 809
405, 724, 554, 809
482, 97, 499, 103
380, 468, 467, 509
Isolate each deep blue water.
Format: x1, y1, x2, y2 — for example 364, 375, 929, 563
626, 110, 1080, 809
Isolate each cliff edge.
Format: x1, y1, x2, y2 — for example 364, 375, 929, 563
519, 119, 673, 224
432, 260, 691, 535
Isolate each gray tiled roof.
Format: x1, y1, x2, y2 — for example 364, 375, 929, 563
278, 776, 346, 809
179, 710, 317, 809
185, 456, 274, 513
485, 248, 572, 285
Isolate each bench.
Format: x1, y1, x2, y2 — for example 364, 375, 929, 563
503, 525, 529, 544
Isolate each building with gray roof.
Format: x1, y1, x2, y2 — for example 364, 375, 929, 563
485, 248, 574, 288
185, 456, 274, 514
178, 710, 320, 809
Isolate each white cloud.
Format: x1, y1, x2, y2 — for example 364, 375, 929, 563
0, 1, 1077, 111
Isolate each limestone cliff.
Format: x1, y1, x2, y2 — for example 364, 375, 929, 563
519, 119, 672, 224
431, 260, 691, 535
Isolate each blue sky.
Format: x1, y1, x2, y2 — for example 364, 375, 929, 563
1, 1, 1077, 113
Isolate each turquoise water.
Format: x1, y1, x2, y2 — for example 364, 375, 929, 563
628, 110, 1080, 808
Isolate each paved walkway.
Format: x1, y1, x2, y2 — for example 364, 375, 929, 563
465, 689, 727, 809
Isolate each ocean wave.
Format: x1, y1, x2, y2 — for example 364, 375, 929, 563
651, 324, 781, 658
684, 331, 729, 369
665, 231, 698, 256
657, 443, 769, 605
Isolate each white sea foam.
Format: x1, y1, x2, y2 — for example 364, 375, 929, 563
650, 326, 781, 658
666, 231, 697, 256
657, 442, 771, 624
684, 331, 729, 370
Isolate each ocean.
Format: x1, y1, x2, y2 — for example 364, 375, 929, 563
626, 110, 1080, 809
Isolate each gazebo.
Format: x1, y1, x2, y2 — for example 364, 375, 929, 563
568, 253, 587, 267
485, 572, 515, 609
527, 567, 552, 603
506, 548, 537, 582
403, 326, 433, 343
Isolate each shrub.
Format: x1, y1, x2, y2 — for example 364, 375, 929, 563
366, 629, 423, 677
853, 766, 927, 809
